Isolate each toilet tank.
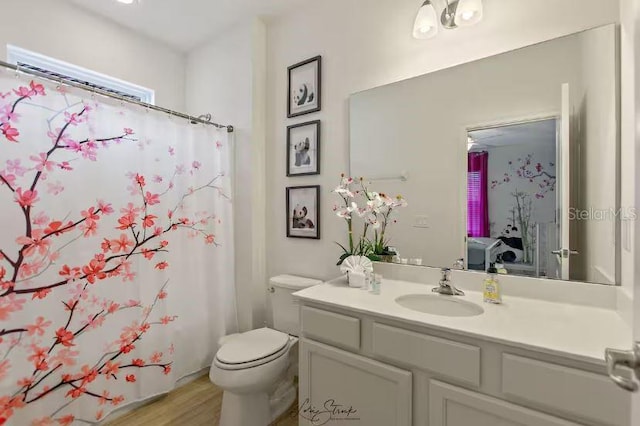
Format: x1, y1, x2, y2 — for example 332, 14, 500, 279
270, 275, 322, 336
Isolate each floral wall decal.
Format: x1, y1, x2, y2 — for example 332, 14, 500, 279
490, 153, 556, 199
0, 76, 234, 425
487, 146, 557, 265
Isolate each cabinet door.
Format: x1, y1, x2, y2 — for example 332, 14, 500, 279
429, 380, 585, 426
299, 338, 412, 426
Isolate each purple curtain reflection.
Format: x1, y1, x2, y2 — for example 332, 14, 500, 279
468, 151, 489, 237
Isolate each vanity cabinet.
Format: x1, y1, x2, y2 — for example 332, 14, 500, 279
299, 339, 413, 426
297, 303, 630, 426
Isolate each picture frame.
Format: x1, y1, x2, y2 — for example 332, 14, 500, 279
287, 120, 321, 177
287, 56, 322, 118
286, 185, 321, 239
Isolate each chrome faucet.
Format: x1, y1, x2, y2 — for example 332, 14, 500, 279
432, 268, 465, 296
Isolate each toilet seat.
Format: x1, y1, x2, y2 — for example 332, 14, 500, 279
214, 328, 290, 371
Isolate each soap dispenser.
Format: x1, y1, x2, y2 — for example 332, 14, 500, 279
483, 263, 502, 304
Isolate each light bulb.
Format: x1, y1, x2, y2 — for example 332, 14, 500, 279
455, 0, 483, 27
413, 1, 439, 39
117, 0, 135, 4
461, 10, 476, 21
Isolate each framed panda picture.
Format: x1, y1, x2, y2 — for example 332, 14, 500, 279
287, 120, 320, 176
286, 185, 320, 239
287, 56, 322, 118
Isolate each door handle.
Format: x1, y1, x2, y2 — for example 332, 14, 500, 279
551, 248, 579, 258
605, 343, 640, 392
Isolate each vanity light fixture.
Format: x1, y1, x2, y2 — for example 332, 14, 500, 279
116, 0, 135, 4
413, 0, 440, 39
413, 0, 484, 39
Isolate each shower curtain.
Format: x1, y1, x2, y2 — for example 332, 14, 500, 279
0, 70, 237, 425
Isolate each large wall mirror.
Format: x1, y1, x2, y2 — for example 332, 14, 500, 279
349, 24, 619, 285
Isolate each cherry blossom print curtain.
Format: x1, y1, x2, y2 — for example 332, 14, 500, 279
0, 70, 237, 425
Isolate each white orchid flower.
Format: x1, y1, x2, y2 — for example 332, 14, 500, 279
367, 197, 384, 211
333, 187, 355, 198
333, 172, 408, 263
356, 207, 368, 218
391, 195, 408, 208
380, 194, 395, 206
341, 177, 354, 186
362, 212, 379, 228
335, 207, 352, 219
369, 219, 381, 230
393, 199, 408, 208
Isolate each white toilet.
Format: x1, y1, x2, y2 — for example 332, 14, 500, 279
210, 275, 321, 426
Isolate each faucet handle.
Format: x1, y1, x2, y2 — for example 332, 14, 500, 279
441, 267, 451, 281
434, 268, 465, 296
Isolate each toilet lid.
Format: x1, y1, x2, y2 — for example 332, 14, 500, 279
216, 328, 289, 365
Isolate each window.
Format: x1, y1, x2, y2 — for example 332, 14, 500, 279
7, 45, 155, 104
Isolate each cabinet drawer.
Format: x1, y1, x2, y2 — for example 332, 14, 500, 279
501, 354, 629, 426
301, 306, 360, 351
372, 323, 480, 386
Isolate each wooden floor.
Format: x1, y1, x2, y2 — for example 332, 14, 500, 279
104, 374, 298, 426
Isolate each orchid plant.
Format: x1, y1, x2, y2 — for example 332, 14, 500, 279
333, 175, 408, 265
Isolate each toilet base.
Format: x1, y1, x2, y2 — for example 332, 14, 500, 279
218, 381, 297, 426
270, 380, 297, 422
220, 391, 270, 426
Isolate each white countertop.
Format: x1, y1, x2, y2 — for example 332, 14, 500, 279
293, 277, 631, 365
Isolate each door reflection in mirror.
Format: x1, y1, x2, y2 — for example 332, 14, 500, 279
466, 119, 558, 279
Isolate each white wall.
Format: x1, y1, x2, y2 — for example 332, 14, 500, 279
629, 3, 640, 420
575, 26, 619, 285
266, 0, 620, 281
0, 0, 185, 111
619, 0, 637, 324
186, 20, 267, 331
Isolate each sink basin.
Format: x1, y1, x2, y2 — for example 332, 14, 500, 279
395, 294, 484, 317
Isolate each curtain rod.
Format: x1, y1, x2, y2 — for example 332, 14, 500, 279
0, 59, 234, 133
